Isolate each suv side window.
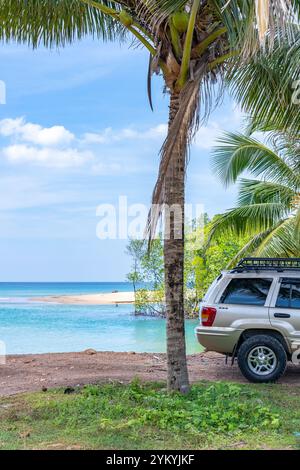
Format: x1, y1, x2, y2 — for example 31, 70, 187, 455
220, 278, 273, 306
276, 278, 300, 309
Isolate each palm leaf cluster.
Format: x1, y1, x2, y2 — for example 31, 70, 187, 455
0, 0, 127, 46
227, 29, 300, 138
0, 1, 299, 230
209, 130, 300, 262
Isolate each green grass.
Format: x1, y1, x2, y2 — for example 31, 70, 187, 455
0, 379, 300, 450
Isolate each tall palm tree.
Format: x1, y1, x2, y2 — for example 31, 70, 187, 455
209, 130, 300, 262
0, 0, 299, 391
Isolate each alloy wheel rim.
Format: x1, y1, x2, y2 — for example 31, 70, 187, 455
247, 346, 277, 376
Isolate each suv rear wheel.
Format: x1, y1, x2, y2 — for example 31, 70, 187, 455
237, 335, 287, 383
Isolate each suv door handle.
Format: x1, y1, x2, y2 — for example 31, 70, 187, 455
274, 313, 291, 318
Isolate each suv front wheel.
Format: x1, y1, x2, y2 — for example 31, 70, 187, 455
237, 335, 287, 383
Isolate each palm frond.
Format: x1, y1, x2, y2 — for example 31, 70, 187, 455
227, 30, 300, 136
212, 132, 300, 187
226, 226, 279, 268
211, 120, 300, 261
208, 202, 290, 239
294, 206, 300, 235
227, 217, 300, 263
0, 0, 126, 47
256, 217, 300, 257
238, 178, 296, 206
211, 0, 300, 59
283, 138, 300, 172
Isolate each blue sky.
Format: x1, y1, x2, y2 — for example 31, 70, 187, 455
0, 38, 245, 281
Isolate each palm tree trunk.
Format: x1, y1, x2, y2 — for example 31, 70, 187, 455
164, 91, 190, 392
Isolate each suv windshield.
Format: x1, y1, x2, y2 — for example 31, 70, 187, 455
276, 278, 300, 309
220, 278, 273, 306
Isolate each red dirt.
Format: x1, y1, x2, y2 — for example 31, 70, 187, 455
0, 351, 299, 397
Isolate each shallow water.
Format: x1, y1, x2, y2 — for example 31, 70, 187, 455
0, 283, 201, 355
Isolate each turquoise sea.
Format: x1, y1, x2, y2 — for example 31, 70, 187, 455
0, 283, 201, 355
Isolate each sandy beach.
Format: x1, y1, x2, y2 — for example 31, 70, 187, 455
32, 291, 135, 305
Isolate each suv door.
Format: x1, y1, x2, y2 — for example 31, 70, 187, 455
269, 278, 300, 338
215, 277, 273, 328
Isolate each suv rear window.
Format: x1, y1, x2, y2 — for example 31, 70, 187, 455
276, 278, 300, 309
220, 278, 273, 306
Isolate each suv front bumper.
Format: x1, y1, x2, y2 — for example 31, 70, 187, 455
195, 325, 242, 354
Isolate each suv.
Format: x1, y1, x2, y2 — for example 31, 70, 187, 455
195, 258, 300, 383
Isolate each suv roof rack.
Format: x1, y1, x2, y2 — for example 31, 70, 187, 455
232, 257, 300, 273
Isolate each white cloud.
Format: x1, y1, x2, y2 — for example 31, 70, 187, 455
0, 117, 92, 169
213, 103, 245, 129
83, 123, 168, 145
192, 105, 247, 150
2, 144, 93, 168
0, 116, 236, 170
143, 124, 168, 139
0, 113, 247, 172
83, 127, 113, 144
0, 117, 74, 146
82, 106, 246, 151
194, 122, 222, 150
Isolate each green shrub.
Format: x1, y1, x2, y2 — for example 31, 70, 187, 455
46, 380, 280, 435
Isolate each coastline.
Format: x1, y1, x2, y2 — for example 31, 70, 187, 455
31, 291, 135, 305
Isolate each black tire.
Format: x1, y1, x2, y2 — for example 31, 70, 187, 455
237, 335, 287, 383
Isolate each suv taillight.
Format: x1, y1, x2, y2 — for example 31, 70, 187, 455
201, 307, 217, 327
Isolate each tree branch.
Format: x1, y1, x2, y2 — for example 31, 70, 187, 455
169, 19, 182, 61
176, 0, 201, 90
192, 27, 227, 58
80, 0, 158, 59
208, 50, 238, 69
127, 25, 156, 56
80, 0, 118, 17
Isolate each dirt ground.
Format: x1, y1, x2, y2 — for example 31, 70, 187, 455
0, 351, 300, 397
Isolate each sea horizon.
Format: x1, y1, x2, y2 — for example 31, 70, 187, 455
0, 281, 135, 300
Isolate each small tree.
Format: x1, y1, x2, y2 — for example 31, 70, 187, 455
126, 237, 165, 315
126, 239, 145, 313
126, 218, 248, 316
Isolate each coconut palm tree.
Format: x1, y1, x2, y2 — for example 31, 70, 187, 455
209, 130, 300, 263
0, 0, 299, 391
